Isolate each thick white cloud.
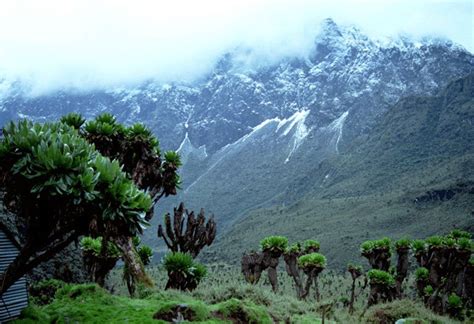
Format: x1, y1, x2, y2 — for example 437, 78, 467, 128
0, 0, 471, 94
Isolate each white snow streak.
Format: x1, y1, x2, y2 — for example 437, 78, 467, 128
327, 110, 349, 153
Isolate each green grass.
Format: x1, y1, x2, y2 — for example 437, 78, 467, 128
15, 263, 464, 324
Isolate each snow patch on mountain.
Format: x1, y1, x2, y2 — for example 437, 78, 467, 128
176, 132, 207, 164
326, 110, 349, 153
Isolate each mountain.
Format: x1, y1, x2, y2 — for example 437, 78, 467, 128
0, 19, 473, 265
207, 73, 474, 268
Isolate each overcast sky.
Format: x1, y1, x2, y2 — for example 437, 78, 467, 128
0, 0, 472, 94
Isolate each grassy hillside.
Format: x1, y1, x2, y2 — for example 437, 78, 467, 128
205, 74, 474, 268
15, 266, 461, 324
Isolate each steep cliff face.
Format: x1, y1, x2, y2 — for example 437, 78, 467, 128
0, 19, 473, 256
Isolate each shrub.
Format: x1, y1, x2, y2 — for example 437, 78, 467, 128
415, 267, 429, 280
448, 293, 462, 308
443, 237, 456, 248
163, 252, 194, 273
360, 237, 391, 253
286, 243, 302, 254
60, 112, 85, 129
260, 236, 288, 253
448, 229, 471, 240
367, 269, 395, 286
302, 239, 320, 252
457, 237, 473, 251
29, 279, 65, 305
138, 245, 153, 266
162, 252, 207, 290
424, 285, 434, 296
80, 236, 121, 258
297, 253, 327, 269
425, 236, 443, 248
394, 237, 411, 249
411, 239, 426, 253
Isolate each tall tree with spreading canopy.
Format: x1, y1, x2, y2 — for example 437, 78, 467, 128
0, 114, 181, 295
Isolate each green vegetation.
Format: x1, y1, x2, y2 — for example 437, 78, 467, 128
367, 269, 395, 286
360, 237, 391, 254
394, 237, 411, 249
16, 266, 463, 324
415, 267, 429, 280
80, 237, 121, 258
411, 240, 426, 254
260, 235, 288, 252
303, 239, 320, 252
298, 253, 327, 269
163, 252, 207, 291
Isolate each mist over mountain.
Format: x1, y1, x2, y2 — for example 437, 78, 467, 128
0, 19, 473, 266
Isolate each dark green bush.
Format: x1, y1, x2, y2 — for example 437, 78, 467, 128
367, 269, 395, 286
415, 267, 429, 280
29, 279, 65, 305
260, 236, 288, 253
297, 253, 327, 269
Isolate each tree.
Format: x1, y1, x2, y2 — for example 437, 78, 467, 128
241, 236, 288, 292
157, 202, 216, 258
0, 114, 180, 294
60, 113, 181, 287
0, 120, 152, 295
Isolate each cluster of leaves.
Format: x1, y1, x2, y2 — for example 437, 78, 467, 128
29, 279, 66, 306
80, 236, 122, 258
360, 237, 391, 254
163, 252, 207, 286
394, 237, 411, 250
286, 243, 302, 254
303, 239, 320, 252
367, 269, 395, 286
411, 229, 473, 253
415, 267, 429, 280
132, 236, 153, 266
260, 236, 288, 253
61, 112, 182, 203
297, 253, 327, 269
0, 120, 151, 237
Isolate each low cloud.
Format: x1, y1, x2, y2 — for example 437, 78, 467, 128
0, 0, 471, 94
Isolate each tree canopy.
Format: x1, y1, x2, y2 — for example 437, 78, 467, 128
0, 114, 181, 295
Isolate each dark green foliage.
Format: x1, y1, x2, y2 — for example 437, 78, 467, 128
415, 267, 429, 280
411, 240, 426, 254
286, 243, 302, 254
457, 237, 473, 251
360, 237, 391, 254
260, 236, 288, 253
448, 229, 471, 240
0, 117, 156, 295
163, 252, 194, 273
60, 112, 86, 130
137, 246, 153, 266
424, 285, 434, 296
367, 269, 395, 286
297, 253, 327, 269
29, 279, 66, 306
425, 235, 443, 248
303, 239, 320, 252
80, 236, 121, 258
163, 252, 207, 291
394, 237, 411, 250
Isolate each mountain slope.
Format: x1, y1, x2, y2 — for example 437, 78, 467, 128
0, 19, 473, 260
206, 74, 474, 268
